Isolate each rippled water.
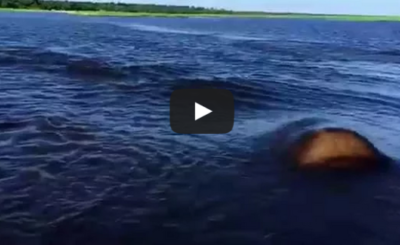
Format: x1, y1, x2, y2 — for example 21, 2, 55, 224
1, 12, 400, 245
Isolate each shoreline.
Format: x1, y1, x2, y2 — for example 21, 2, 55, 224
1, 8, 400, 22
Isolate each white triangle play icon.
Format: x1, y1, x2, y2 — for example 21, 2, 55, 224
195, 102, 212, 121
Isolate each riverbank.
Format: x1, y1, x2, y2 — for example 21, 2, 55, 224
1, 8, 400, 22
70, 10, 400, 21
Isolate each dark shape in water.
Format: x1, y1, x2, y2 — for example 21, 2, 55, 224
288, 128, 390, 171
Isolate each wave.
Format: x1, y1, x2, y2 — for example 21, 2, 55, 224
110, 22, 277, 41
113, 23, 212, 35
377, 49, 400, 57
216, 34, 273, 41
2, 45, 400, 123
111, 22, 279, 41
0, 46, 121, 79
0, 46, 192, 81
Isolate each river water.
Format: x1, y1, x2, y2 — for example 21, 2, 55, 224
1, 12, 400, 245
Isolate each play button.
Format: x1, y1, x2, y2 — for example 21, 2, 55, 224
195, 102, 212, 121
170, 89, 234, 134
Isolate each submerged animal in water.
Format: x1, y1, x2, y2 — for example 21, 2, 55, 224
288, 128, 390, 171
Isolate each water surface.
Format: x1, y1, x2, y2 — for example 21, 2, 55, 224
1, 12, 400, 245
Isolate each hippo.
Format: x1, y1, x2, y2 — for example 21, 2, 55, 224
288, 128, 391, 171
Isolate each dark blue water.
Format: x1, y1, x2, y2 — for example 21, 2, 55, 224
1, 12, 400, 245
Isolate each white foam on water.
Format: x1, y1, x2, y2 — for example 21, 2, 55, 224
113, 22, 212, 35
110, 22, 277, 41
216, 34, 274, 41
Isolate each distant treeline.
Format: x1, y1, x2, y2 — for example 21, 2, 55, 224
0, 0, 243, 14
0, 0, 302, 15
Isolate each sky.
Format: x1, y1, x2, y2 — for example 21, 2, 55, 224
86, 0, 400, 15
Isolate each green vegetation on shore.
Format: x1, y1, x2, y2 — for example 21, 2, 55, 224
69, 10, 400, 21
0, 0, 399, 21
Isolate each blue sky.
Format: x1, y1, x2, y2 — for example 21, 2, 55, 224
86, 0, 400, 15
